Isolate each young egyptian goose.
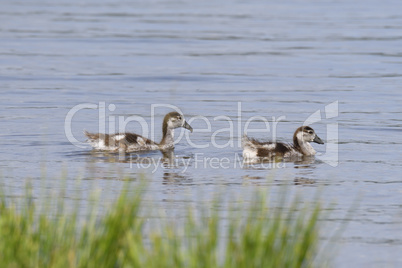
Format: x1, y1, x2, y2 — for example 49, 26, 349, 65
242, 126, 324, 159
84, 111, 193, 152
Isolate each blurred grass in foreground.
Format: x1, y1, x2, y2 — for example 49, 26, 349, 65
0, 181, 323, 268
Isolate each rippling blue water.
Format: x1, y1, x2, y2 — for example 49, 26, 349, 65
1, 0, 402, 266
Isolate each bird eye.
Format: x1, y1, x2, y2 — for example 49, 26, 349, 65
308, 131, 313, 134
178, 116, 182, 120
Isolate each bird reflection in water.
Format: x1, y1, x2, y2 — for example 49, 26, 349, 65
293, 156, 317, 185
85, 149, 192, 183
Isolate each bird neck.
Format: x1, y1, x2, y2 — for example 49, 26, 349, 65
293, 133, 316, 156
160, 120, 175, 146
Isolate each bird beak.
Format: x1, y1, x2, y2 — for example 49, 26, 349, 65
183, 121, 193, 133
313, 135, 324, 144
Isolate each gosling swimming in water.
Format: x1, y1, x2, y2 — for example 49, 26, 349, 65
85, 111, 193, 152
242, 126, 324, 159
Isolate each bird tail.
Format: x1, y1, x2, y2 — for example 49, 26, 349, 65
83, 130, 98, 140
241, 134, 252, 149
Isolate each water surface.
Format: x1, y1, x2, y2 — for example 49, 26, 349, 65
1, 0, 402, 267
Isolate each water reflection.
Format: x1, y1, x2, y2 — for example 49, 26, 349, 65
84, 149, 175, 165
294, 156, 316, 166
242, 175, 265, 180
293, 177, 316, 185
242, 157, 285, 170
293, 156, 317, 185
162, 172, 190, 184
242, 155, 317, 170
82, 148, 195, 181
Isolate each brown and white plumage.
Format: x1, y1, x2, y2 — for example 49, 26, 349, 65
84, 111, 193, 152
242, 126, 324, 159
